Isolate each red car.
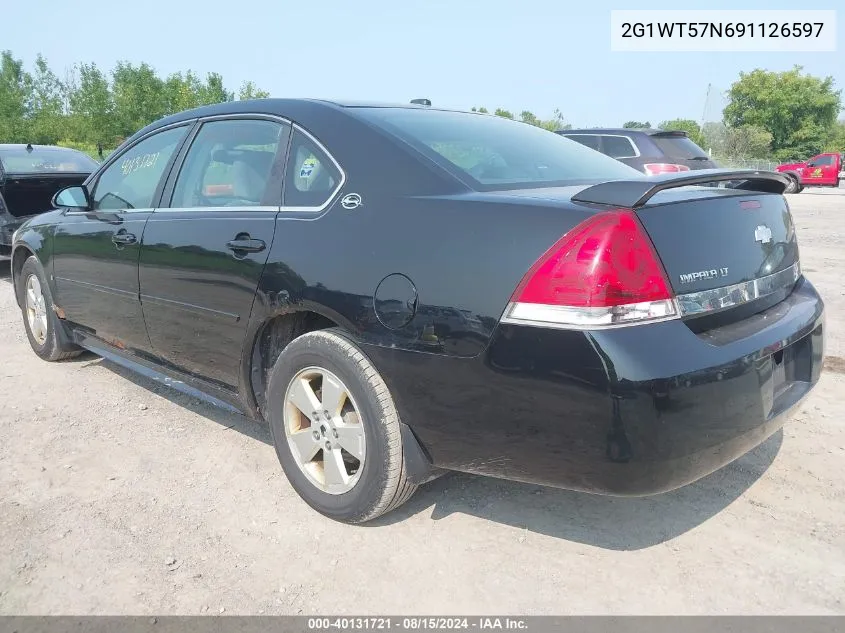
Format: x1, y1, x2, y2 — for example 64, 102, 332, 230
775, 152, 843, 193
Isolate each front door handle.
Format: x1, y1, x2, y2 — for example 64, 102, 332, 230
112, 231, 137, 246
226, 237, 266, 254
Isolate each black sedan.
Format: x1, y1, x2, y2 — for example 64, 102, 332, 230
10, 99, 824, 523
1, 144, 98, 257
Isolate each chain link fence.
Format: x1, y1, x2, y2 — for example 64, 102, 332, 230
711, 156, 779, 171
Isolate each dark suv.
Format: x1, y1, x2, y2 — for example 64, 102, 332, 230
557, 128, 717, 175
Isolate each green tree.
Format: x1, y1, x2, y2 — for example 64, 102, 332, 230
67, 63, 116, 147
0, 50, 32, 142
28, 54, 65, 143
163, 71, 204, 113
199, 72, 234, 105
723, 125, 773, 158
238, 80, 270, 100
520, 110, 538, 125
658, 118, 706, 148
111, 61, 168, 137
623, 120, 651, 129
824, 120, 845, 153
494, 108, 513, 119
538, 108, 570, 131
723, 66, 842, 161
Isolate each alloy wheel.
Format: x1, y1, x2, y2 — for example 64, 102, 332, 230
25, 274, 49, 346
283, 366, 366, 495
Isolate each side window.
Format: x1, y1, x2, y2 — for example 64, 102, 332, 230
283, 130, 342, 208
170, 119, 288, 208
601, 136, 637, 159
565, 135, 601, 152
92, 126, 189, 210
812, 155, 834, 166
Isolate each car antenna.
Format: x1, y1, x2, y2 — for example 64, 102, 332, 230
410, 98, 431, 106
26, 143, 33, 152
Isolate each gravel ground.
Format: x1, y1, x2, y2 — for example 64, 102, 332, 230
1, 189, 844, 615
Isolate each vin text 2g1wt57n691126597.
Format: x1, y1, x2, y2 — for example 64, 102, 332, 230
10, 99, 824, 523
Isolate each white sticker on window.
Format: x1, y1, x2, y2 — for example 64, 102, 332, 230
299, 157, 317, 179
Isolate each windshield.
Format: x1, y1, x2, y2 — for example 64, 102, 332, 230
0, 147, 98, 175
650, 134, 709, 160
354, 108, 641, 190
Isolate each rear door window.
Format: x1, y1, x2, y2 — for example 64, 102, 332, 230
563, 134, 601, 152
600, 135, 638, 159
170, 118, 288, 208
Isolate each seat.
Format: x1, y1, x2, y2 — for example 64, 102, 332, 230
230, 151, 275, 202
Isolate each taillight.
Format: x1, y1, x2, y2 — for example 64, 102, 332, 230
503, 210, 679, 329
643, 163, 690, 176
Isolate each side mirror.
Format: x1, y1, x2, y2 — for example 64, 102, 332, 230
53, 185, 90, 210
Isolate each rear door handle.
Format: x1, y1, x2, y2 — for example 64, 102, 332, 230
112, 231, 137, 246
226, 237, 266, 253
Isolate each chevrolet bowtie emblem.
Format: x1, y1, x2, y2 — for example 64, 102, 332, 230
755, 225, 772, 244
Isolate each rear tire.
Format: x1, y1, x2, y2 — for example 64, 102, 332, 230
17, 256, 82, 361
266, 328, 417, 523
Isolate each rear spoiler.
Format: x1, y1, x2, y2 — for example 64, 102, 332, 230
571, 169, 789, 209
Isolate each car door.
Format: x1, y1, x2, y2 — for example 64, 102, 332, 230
137, 116, 290, 388
812, 154, 837, 185
52, 124, 193, 351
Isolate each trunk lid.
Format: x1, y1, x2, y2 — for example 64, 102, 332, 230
0, 174, 88, 218
634, 188, 798, 295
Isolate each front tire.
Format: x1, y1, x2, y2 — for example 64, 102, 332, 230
17, 256, 82, 361
784, 174, 801, 194
266, 329, 417, 523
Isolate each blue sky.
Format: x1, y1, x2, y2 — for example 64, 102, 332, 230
5, 0, 843, 127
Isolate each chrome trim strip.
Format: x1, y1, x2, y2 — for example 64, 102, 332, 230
499, 262, 801, 331
677, 262, 801, 317
54, 277, 137, 299
65, 207, 155, 216
500, 299, 680, 331
139, 293, 239, 320
198, 113, 293, 125
152, 206, 279, 214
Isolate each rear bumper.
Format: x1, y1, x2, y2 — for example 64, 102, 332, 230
364, 277, 824, 495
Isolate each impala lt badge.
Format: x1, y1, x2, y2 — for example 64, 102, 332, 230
755, 225, 773, 244
679, 267, 729, 284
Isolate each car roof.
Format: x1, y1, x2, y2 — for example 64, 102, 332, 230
560, 128, 664, 135
142, 98, 470, 126
125, 98, 492, 149
0, 143, 89, 153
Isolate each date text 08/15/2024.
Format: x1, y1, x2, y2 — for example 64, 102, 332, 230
307, 618, 527, 630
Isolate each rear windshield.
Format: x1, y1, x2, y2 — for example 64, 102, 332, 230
0, 147, 98, 175
649, 134, 709, 160
354, 108, 640, 190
